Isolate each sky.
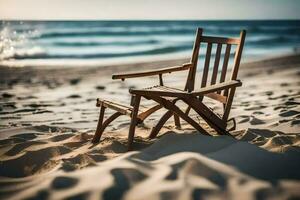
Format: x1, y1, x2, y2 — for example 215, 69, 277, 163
0, 0, 299, 20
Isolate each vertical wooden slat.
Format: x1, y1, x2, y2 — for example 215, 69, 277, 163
220, 44, 231, 83
185, 28, 203, 92
218, 44, 231, 94
211, 43, 222, 85
222, 87, 236, 121
191, 28, 203, 64
223, 30, 246, 121
230, 30, 246, 80
201, 43, 212, 88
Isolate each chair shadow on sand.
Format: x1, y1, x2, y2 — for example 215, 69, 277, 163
100, 130, 300, 200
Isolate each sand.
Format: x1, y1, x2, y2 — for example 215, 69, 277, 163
0, 54, 300, 199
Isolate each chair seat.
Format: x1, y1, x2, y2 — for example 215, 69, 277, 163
96, 86, 180, 116
135, 84, 229, 104
96, 98, 133, 116
137, 85, 224, 118
143, 85, 185, 93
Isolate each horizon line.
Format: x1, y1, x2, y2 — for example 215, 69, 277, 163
2, 18, 300, 22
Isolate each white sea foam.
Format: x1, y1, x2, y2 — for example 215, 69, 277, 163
0, 20, 299, 67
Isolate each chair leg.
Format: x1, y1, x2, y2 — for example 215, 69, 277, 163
149, 98, 181, 138
92, 106, 106, 143
128, 95, 141, 151
137, 104, 163, 124
173, 114, 181, 129
146, 95, 210, 136
165, 104, 210, 136
182, 97, 228, 135
149, 110, 173, 139
100, 112, 123, 134
185, 106, 191, 114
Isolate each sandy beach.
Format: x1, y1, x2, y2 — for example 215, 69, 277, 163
0, 54, 300, 199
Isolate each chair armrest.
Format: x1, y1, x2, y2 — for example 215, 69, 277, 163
191, 80, 242, 96
130, 80, 242, 98
112, 63, 192, 80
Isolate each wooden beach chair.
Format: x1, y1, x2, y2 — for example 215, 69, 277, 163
92, 28, 246, 150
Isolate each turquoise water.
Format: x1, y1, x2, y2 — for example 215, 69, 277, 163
0, 20, 299, 67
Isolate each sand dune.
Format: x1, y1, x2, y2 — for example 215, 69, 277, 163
1, 133, 299, 199
0, 54, 300, 199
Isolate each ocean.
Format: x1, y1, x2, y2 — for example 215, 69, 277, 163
0, 20, 299, 67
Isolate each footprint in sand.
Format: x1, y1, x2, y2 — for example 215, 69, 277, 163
238, 128, 300, 153
69, 78, 81, 85
67, 94, 82, 99
11, 132, 39, 140
252, 111, 264, 115
245, 105, 267, 111
285, 100, 300, 106
280, 83, 290, 87
4, 140, 46, 156
88, 151, 107, 162
95, 85, 106, 90
51, 176, 79, 190
268, 94, 289, 100
238, 115, 250, 123
0, 146, 70, 177
265, 91, 273, 96
279, 110, 300, 117
291, 120, 300, 126
250, 116, 266, 125
0, 137, 26, 146
1, 93, 15, 98
62, 154, 97, 170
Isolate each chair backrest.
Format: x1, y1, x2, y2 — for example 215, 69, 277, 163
185, 28, 246, 93
184, 28, 246, 121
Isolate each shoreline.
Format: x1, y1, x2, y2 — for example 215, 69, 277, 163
0, 53, 300, 199
1, 51, 298, 70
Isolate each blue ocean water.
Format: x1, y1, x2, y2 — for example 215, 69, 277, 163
0, 20, 299, 67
